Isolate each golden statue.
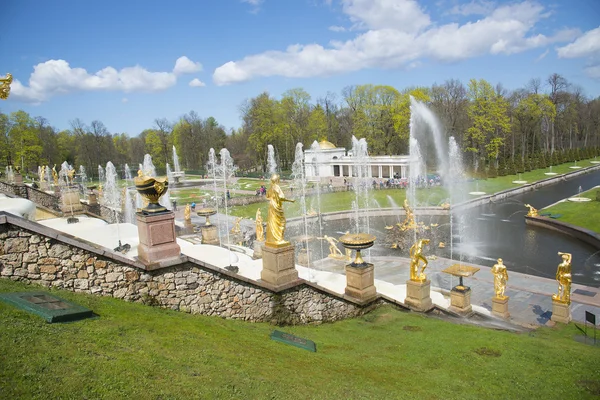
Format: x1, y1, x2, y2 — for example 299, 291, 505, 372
553, 252, 572, 304
231, 217, 242, 234
0, 73, 12, 100
525, 204, 538, 217
265, 173, 295, 248
400, 199, 417, 231
67, 168, 75, 184
40, 165, 46, 183
184, 204, 191, 221
52, 164, 59, 185
137, 169, 143, 177
255, 209, 264, 242
491, 258, 509, 299
318, 235, 345, 259
409, 238, 430, 282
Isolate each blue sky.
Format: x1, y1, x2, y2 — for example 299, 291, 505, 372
2, 0, 600, 135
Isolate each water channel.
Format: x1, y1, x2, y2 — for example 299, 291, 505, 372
292, 169, 600, 287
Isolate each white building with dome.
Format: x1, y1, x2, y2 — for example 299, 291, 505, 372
304, 140, 410, 183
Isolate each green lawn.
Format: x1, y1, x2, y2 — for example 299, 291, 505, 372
543, 188, 600, 233
0, 279, 598, 399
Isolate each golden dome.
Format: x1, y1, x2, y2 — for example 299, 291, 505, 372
319, 140, 336, 149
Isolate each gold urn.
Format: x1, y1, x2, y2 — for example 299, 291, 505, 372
134, 175, 169, 214
339, 232, 376, 267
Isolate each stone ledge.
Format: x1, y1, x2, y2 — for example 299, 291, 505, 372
525, 216, 600, 250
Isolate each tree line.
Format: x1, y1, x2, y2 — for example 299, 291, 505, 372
1, 72, 600, 179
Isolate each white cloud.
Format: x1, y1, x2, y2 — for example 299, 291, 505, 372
213, 0, 578, 85
189, 78, 206, 87
556, 26, 600, 58
173, 56, 203, 75
241, 0, 264, 13
121, 97, 129, 103
535, 48, 549, 62
329, 25, 347, 32
10, 56, 202, 103
342, 0, 431, 32
448, 0, 494, 16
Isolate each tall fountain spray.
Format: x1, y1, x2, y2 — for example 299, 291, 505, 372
166, 163, 173, 184
207, 148, 222, 245
172, 146, 181, 173
410, 96, 449, 181
267, 144, 277, 176
350, 136, 371, 235
292, 142, 318, 278
123, 163, 136, 224
104, 161, 123, 243
98, 165, 105, 187
79, 165, 87, 199
220, 148, 238, 264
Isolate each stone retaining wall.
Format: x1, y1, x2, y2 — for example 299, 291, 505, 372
525, 216, 600, 250
0, 212, 381, 324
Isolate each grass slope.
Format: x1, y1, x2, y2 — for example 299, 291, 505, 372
543, 188, 600, 233
1, 279, 599, 399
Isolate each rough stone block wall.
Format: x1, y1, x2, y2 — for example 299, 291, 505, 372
0, 221, 372, 324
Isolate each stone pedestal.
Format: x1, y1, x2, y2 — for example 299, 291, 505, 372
345, 263, 376, 302
60, 188, 83, 214
40, 182, 49, 191
180, 220, 194, 235
261, 244, 298, 287
88, 192, 98, 206
136, 211, 181, 265
14, 174, 23, 185
551, 300, 571, 324
253, 240, 265, 259
491, 296, 510, 319
405, 279, 433, 312
297, 248, 308, 266
449, 286, 472, 315
200, 224, 219, 245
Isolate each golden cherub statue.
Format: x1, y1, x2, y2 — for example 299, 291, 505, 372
52, 164, 59, 185
0, 73, 12, 100
184, 204, 191, 222
524, 204, 538, 217
553, 252, 572, 304
400, 199, 417, 231
137, 169, 143, 177
265, 173, 295, 248
255, 208, 265, 242
409, 238, 430, 282
231, 217, 242, 234
318, 235, 345, 259
491, 258, 509, 299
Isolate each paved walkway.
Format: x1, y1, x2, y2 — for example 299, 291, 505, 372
312, 255, 600, 328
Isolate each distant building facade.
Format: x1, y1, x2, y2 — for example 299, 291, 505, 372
304, 140, 409, 182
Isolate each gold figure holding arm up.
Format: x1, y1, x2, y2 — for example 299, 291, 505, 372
255, 209, 264, 242
491, 258, 509, 299
184, 204, 191, 221
524, 204, 538, 217
553, 252, 572, 304
231, 217, 242, 234
265, 174, 295, 247
52, 164, 59, 185
409, 239, 430, 282
0, 73, 12, 100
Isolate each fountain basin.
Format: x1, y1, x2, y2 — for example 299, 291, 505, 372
512, 180, 528, 184
569, 166, 582, 169
468, 191, 486, 196
544, 172, 557, 176
567, 197, 592, 202
590, 161, 600, 164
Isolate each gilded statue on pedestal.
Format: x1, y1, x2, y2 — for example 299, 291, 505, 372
409, 238, 430, 282
0, 73, 12, 100
553, 252, 572, 304
40, 165, 46, 183
67, 168, 75, 184
265, 174, 295, 247
184, 204, 191, 222
231, 217, 242, 234
255, 208, 264, 242
52, 164, 59, 185
318, 235, 345, 259
524, 204, 538, 217
400, 199, 417, 231
491, 258, 508, 299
